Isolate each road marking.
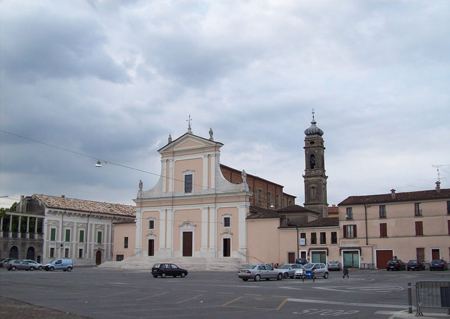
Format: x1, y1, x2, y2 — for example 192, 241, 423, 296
280, 287, 304, 291
222, 296, 243, 307
176, 293, 204, 304
222, 296, 289, 311
288, 298, 406, 309
136, 291, 169, 301
276, 298, 289, 310
314, 285, 404, 294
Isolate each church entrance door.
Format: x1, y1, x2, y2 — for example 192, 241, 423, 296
182, 232, 193, 257
95, 251, 102, 265
148, 239, 154, 256
223, 238, 231, 257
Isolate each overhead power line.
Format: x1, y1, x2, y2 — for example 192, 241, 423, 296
0, 129, 249, 195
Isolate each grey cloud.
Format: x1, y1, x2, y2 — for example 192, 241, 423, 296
1, 1, 129, 83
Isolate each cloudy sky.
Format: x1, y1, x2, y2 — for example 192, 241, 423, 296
1, 0, 449, 209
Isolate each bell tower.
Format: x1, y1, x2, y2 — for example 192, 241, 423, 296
303, 110, 328, 218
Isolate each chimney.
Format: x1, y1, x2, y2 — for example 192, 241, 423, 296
390, 189, 396, 199
436, 181, 441, 193
61, 195, 65, 199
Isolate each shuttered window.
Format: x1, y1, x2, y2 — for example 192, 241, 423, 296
415, 221, 423, 236
343, 225, 357, 238
380, 223, 387, 237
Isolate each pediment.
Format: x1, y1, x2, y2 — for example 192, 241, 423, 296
175, 138, 205, 150
159, 133, 222, 154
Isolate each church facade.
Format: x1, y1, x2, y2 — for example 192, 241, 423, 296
132, 129, 252, 261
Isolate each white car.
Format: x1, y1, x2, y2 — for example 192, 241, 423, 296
295, 263, 329, 279
277, 263, 303, 278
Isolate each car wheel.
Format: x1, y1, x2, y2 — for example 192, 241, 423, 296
407, 268, 410, 271
67, 267, 72, 272
277, 273, 282, 280
324, 272, 329, 279
386, 268, 389, 271
153, 275, 157, 278
161, 273, 166, 278
254, 274, 261, 282
283, 272, 288, 279
290, 276, 294, 279
181, 273, 186, 278
12, 266, 16, 271
49, 267, 54, 271
30, 267, 34, 271
38, 266, 42, 270
242, 278, 248, 281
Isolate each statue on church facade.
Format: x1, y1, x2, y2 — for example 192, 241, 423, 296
209, 128, 214, 141
241, 170, 247, 184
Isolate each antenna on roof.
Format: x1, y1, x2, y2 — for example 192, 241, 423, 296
432, 164, 450, 182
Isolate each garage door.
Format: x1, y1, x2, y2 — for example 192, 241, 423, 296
376, 250, 393, 269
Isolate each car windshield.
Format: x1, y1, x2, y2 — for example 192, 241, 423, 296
329, 261, 338, 264
431, 260, 441, 263
246, 264, 258, 269
279, 264, 290, 269
304, 264, 315, 269
408, 260, 418, 264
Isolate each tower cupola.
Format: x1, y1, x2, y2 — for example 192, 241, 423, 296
304, 111, 324, 136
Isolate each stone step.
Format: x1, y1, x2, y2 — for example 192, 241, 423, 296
100, 256, 248, 271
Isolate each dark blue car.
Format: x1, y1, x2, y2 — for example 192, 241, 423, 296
430, 259, 448, 271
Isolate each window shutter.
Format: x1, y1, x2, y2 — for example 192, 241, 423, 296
343, 226, 347, 238
354, 225, 357, 238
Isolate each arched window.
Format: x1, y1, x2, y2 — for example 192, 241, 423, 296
9, 246, 19, 259
311, 186, 317, 199
26, 247, 35, 260
310, 154, 316, 169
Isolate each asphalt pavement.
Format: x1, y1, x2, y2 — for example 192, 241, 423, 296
1, 267, 449, 318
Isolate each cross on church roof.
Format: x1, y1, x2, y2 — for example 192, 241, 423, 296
187, 115, 193, 134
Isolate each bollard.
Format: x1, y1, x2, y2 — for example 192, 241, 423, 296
408, 282, 412, 314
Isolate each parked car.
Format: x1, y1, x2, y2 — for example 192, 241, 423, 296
295, 258, 308, 265
277, 263, 303, 278
327, 260, 341, 271
152, 263, 188, 278
21, 260, 43, 270
407, 260, 425, 271
1, 258, 16, 268
430, 259, 448, 271
10, 260, 43, 271
44, 258, 73, 272
386, 259, 406, 271
295, 263, 329, 279
238, 263, 283, 281
6, 259, 23, 271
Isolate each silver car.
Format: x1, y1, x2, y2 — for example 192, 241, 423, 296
278, 263, 303, 278
295, 263, 329, 279
327, 260, 341, 271
21, 259, 43, 270
238, 263, 283, 281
